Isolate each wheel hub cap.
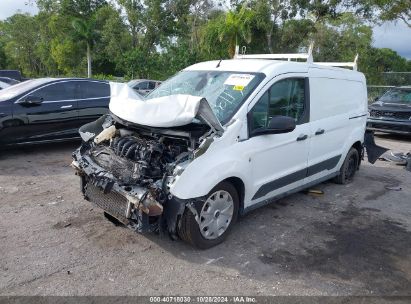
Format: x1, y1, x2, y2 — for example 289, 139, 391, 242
199, 190, 234, 240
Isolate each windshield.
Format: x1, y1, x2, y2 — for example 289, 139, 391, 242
0, 78, 53, 101
379, 88, 411, 104
147, 70, 264, 123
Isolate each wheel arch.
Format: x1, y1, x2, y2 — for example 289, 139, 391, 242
352, 140, 363, 169
221, 176, 245, 216
1, 118, 25, 128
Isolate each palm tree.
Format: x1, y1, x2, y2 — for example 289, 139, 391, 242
218, 6, 255, 58
72, 18, 97, 78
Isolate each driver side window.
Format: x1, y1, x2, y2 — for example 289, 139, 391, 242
250, 78, 306, 132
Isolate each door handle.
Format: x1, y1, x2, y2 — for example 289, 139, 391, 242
60, 105, 73, 109
296, 134, 308, 141
315, 129, 325, 135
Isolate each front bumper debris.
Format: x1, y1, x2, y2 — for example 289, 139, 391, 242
71, 148, 165, 231
71, 147, 189, 235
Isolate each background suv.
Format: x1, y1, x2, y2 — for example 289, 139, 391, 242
367, 86, 411, 135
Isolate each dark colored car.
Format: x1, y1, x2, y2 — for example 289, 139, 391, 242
127, 79, 161, 96
367, 86, 411, 135
0, 78, 110, 147
0, 70, 22, 81
0, 77, 20, 85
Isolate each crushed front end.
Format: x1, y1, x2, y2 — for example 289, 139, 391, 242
72, 114, 214, 237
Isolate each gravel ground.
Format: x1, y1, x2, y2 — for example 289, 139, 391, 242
0, 134, 410, 296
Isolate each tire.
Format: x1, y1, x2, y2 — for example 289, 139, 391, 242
334, 147, 359, 184
177, 181, 239, 249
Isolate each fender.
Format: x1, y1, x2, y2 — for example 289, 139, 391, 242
169, 119, 251, 200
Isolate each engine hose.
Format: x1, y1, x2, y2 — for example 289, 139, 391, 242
120, 140, 135, 157
125, 143, 139, 159
116, 137, 130, 155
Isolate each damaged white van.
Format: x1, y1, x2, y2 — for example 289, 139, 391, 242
72, 49, 368, 248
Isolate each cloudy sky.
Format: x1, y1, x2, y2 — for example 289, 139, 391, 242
1, 0, 410, 59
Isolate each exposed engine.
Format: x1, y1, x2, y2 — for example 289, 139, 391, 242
90, 134, 188, 185
72, 114, 211, 235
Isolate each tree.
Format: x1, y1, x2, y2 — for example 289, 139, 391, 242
349, 0, 411, 27
94, 5, 131, 75
1, 14, 41, 76
71, 17, 98, 77
117, 0, 143, 48
361, 47, 411, 84
0, 0, 406, 83
310, 13, 373, 62
199, 10, 231, 59
218, 6, 256, 57
61, 0, 107, 18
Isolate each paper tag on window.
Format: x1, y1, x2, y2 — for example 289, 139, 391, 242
233, 85, 244, 91
224, 74, 254, 87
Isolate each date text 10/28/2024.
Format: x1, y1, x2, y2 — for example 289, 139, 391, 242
149, 296, 257, 303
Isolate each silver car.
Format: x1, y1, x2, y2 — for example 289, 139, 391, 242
127, 79, 161, 96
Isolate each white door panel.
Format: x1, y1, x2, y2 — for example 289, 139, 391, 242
245, 73, 311, 206
245, 124, 310, 205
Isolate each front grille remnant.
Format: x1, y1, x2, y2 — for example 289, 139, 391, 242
85, 183, 129, 224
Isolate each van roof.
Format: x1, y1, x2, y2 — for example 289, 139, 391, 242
185, 59, 365, 82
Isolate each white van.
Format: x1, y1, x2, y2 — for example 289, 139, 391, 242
72, 49, 367, 248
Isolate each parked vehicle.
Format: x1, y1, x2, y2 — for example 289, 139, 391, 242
0, 78, 110, 147
0, 77, 20, 85
0, 81, 10, 90
0, 70, 22, 81
72, 49, 367, 248
128, 79, 161, 96
367, 86, 411, 135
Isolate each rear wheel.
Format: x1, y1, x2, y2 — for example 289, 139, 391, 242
178, 181, 239, 249
334, 147, 359, 184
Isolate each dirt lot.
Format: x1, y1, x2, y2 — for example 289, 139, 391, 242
0, 134, 411, 296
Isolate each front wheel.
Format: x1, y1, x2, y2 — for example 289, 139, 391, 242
334, 147, 359, 184
177, 181, 239, 249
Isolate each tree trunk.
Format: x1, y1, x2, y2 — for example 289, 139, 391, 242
87, 42, 92, 78
267, 32, 273, 54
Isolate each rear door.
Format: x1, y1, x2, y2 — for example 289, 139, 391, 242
77, 80, 110, 126
11, 81, 79, 143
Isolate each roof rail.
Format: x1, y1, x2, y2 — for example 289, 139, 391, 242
233, 43, 359, 71
314, 54, 359, 71
234, 43, 314, 63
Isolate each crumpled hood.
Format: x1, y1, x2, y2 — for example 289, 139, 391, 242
109, 82, 224, 133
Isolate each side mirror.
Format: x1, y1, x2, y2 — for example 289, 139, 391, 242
17, 95, 44, 106
373, 96, 379, 102
252, 115, 296, 136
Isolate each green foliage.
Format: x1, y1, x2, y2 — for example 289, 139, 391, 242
1, 14, 41, 77
361, 48, 411, 84
218, 6, 257, 57
0, 0, 408, 85
91, 73, 118, 80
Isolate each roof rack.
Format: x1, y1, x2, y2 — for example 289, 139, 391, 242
314, 54, 358, 71
234, 43, 314, 63
233, 43, 358, 71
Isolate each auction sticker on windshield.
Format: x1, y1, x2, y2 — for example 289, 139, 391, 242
224, 74, 255, 87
